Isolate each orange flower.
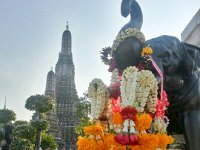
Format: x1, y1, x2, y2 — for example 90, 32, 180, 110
135, 113, 152, 131
77, 136, 91, 150
112, 112, 123, 125
103, 133, 115, 149
128, 145, 141, 150
148, 134, 159, 150
138, 134, 149, 150
141, 47, 153, 56
96, 140, 104, 150
83, 124, 104, 136
157, 133, 174, 149
137, 133, 159, 150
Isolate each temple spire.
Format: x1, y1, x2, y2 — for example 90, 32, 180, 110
4, 96, 6, 109
66, 21, 69, 30
61, 21, 72, 55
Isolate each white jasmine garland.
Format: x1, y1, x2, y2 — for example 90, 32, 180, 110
120, 66, 138, 108
111, 28, 145, 55
134, 70, 158, 113
110, 68, 119, 84
120, 67, 158, 113
88, 78, 109, 119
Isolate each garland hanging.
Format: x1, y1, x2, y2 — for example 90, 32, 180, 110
88, 78, 110, 120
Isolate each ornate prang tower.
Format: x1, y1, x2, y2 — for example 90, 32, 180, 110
45, 68, 61, 143
55, 22, 79, 149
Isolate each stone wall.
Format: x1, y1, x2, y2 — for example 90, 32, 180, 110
181, 9, 200, 47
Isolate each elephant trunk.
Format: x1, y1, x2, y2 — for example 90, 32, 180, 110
121, 0, 143, 30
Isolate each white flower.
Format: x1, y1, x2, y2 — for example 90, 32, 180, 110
111, 28, 145, 55
111, 69, 119, 84
120, 67, 158, 113
88, 78, 110, 119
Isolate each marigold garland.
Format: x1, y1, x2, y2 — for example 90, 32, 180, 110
128, 145, 141, 150
83, 124, 104, 136
103, 133, 126, 150
157, 133, 174, 149
135, 113, 152, 131
112, 112, 123, 125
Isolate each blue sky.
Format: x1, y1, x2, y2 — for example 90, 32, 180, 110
0, 0, 199, 121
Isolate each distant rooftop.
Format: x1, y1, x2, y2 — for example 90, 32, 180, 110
181, 9, 200, 47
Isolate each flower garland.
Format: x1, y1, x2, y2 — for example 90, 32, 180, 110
110, 68, 119, 84
111, 28, 145, 55
88, 78, 110, 119
83, 124, 104, 136
77, 36, 174, 150
120, 66, 158, 113
135, 70, 158, 113
120, 66, 138, 108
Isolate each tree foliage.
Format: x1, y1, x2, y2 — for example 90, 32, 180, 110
40, 134, 57, 150
0, 109, 16, 124
31, 120, 50, 131
14, 120, 28, 127
25, 95, 54, 113
75, 93, 92, 136
25, 94, 54, 150
11, 139, 33, 150
13, 121, 36, 143
76, 94, 91, 119
0, 129, 4, 141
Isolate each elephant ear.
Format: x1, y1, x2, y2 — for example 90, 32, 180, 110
183, 43, 200, 70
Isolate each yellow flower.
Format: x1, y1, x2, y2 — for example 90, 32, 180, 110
83, 124, 104, 136
141, 47, 153, 56
135, 113, 152, 131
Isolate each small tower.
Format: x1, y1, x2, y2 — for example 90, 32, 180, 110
4, 96, 6, 109
45, 67, 56, 98
45, 68, 62, 144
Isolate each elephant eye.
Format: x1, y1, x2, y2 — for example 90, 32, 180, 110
157, 51, 170, 65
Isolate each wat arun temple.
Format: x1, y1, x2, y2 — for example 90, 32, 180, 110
39, 23, 79, 149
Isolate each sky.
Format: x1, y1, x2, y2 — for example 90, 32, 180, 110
0, 0, 199, 121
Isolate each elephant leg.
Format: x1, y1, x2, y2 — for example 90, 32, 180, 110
183, 110, 200, 150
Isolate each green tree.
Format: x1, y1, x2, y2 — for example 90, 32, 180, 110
40, 134, 57, 150
0, 108, 16, 149
0, 109, 16, 125
11, 120, 36, 150
76, 93, 91, 119
11, 139, 33, 150
75, 93, 92, 136
25, 94, 54, 150
13, 120, 36, 143
0, 124, 4, 141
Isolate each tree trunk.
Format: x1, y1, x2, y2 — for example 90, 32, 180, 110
35, 129, 41, 150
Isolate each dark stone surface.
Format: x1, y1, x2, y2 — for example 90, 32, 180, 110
119, 0, 143, 34
147, 36, 200, 150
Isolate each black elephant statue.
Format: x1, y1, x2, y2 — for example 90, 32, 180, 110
110, 0, 200, 149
